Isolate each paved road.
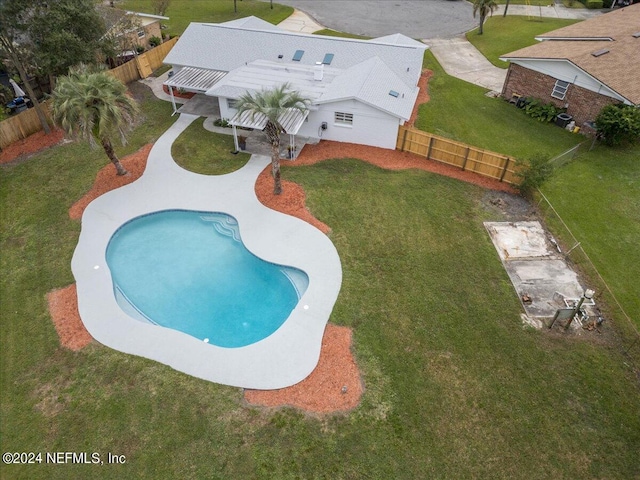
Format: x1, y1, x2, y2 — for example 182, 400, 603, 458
272, 0, 477, 39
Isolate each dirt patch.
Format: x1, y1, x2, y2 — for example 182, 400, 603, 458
244, 324, 363, 414
0, 128, 66, 164
69, 144, 151, 220
46, 284, 93, 351
481, 190, 536, 221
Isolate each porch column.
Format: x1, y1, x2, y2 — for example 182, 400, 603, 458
169, 86, 178, 115
289, 133, 296, 159
232, 125, 239, 152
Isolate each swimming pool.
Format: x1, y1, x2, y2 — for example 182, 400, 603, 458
106, 210, 309, 348
72, 115, 342, 389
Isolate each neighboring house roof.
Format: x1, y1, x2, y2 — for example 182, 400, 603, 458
500, 4, 640, 105
96, 5, 168, 32
164, 17, 426, 120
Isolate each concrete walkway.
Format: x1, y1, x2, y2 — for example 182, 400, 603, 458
277, 8, 324, 33
427, 36, 507, 93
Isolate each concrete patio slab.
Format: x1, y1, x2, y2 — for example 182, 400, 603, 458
72, 114, 342, 389
485, 221, 595, 326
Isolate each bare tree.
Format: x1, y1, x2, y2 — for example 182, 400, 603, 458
152, 0, 171, 16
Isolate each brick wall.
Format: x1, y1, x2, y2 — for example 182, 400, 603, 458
502, 63, 621, 126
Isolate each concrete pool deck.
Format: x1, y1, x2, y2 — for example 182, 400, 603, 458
72, 114, 342, 389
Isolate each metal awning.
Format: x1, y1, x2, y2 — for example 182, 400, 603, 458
228, 108, 309, 159
164, 67, 227, 93
229, 108, 309, 135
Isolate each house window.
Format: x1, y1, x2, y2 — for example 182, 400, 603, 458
551, 79, 569, 100
137, 29, 145, 38
227, 98, 237, 109
334, 112, 353, 125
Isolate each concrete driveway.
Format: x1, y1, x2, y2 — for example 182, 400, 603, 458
427, 36, 507, 93
271, 0, 476, 39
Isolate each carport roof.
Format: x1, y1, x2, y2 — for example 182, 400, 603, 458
164, 66, 227, 92
230, 108, 309, 135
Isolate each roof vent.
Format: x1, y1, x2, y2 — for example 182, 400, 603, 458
591, 48, 609, 57
633, 32, 640, 38
389, 90, 399, 98
314, 62, 324, 81
278, 54, 283, 59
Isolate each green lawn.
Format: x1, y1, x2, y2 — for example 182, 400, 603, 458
540, 143, 640, 331
313, 29, 372, 40
466, 16, 580, 68
416, 51, 582, 160
172, 119, 250, 175
120, 0, 293, 36
1, 16, 639, 480
2, 119, 640, 476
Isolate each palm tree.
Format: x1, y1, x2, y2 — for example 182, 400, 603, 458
235, 83, 310, 195
51, 64, 139, 175
473, 0, 499, 35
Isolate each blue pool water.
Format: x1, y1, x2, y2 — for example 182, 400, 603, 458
106, 210, 308, 348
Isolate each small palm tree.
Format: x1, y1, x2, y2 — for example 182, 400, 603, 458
51, 64, 139, 176
473, 0, 499, 35
235, 83, 310, 195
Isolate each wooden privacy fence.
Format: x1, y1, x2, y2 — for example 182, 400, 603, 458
0, 101, 53, 149
107, 36, 178, 84
397, 126, 521, 185
0, 37, 179, 149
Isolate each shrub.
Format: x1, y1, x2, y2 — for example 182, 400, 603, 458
523, 98, 565, 123
585, 0, 603, 8
135, 45, 145, 54
595, 104, 640, 146
148, 36, 162, 48
516, 153, 555, 198
214, 118, 231, 128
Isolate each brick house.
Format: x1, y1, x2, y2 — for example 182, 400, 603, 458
97, 6, 168, 52
500, 4, 640, 128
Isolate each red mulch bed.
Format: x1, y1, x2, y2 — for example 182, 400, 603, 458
244, 325, 363, 414
162, 84, 196, 99
69, 144, 152, 220
46, 284, 93, 351
0, 128, 66, 164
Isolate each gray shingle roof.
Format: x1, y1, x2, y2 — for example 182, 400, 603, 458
164, 18, 426, 120
163, 18, 425, 88
501, 5, 640, 105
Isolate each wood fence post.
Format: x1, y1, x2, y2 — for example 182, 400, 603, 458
426, 136, 434, 160
500, 157, 511, 182
401, 127, 408, 151
461, 147, 470, 171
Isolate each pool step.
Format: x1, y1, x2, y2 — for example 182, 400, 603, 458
200, 214, 241, 242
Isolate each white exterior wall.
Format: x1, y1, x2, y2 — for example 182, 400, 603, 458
297, 99, 401, 150
512, 59, 626, 103
218, 97, 236, 120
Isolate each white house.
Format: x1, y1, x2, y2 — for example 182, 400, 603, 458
162, 17, 427, 150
